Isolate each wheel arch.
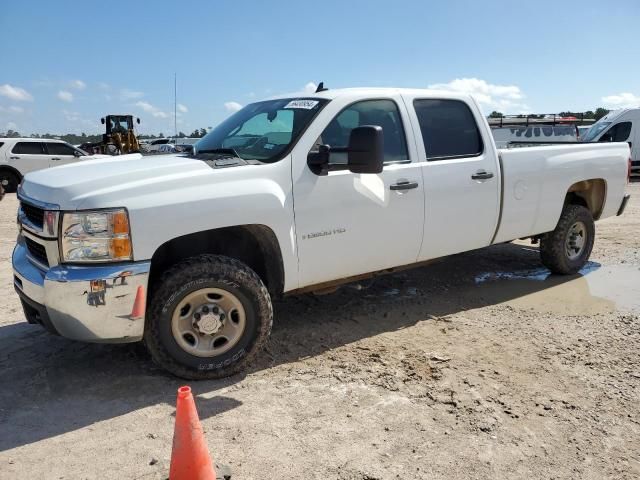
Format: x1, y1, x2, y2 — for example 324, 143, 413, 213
148, 224, 285, 298
565, 178, 607, 220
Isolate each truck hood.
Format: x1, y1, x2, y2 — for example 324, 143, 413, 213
19, 154, 214, 210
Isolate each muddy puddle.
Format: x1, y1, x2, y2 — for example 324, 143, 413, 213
472, 263, 640, 315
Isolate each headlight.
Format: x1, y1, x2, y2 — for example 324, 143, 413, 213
60, 209, 132, 262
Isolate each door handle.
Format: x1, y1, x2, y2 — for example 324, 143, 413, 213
51, 157, 61, 161
471, 170, 494, 180
390, 180, 419, 191
10, 156, 20, 160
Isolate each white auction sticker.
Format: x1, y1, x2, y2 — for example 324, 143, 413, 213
284, 99, 319, 109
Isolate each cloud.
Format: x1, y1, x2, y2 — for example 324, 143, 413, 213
70, 80, 86, 90
224, 101, 243, 112
0, 84, 33, 101
427, 78, 529, 113
177, 103, 188, 113
57, 90, 74, 102
62, 109, 81, 122
0, 105, 24, 113
120, 88, 144, 100
135, 101, 168, 118
5, 121, 18, 130
98, 82, 111, 90
303, 82, 317, 94
601, 92, 640, 109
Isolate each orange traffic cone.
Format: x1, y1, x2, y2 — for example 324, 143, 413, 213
170, 386, 217, 480
130, 285, 146, 320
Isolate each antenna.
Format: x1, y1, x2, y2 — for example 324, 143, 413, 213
315, 82, 328, 93
174, 73, 177, 138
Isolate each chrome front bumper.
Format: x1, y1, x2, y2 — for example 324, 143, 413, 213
13, 241, 150, 343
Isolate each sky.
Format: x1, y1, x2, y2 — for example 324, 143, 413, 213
1, 0, 639, 136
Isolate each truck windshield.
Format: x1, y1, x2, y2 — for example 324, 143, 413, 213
195, 98, 328, 162
581, 120, 611, 142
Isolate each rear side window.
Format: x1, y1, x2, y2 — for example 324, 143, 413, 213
12, 142, 44, 154
319, 99, 409, 163
602, 121, 632, 142
46, 142, 77, 155
413, 99, 483, 160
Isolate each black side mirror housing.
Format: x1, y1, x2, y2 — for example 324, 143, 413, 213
307, 125, 384, 175
100, 117, 105, 125
73, 150, 82, 157
347, 125, 384, 174
137, 117, 141, 124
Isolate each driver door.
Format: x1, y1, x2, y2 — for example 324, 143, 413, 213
45, 142, 85, 166
291, 96, 425, 288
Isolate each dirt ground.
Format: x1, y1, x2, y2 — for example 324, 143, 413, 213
1, 186, 639, 480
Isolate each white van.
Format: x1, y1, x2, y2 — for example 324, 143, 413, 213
581, 108, 639, 176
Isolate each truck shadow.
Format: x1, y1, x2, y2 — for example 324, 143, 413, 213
0, 242, 604, 451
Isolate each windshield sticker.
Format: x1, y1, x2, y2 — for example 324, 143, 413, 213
264, 143, 275, 150
284, 99, 319, 110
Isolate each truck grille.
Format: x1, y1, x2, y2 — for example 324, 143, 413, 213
20, 202, 45, 229
24, 237, 49, 267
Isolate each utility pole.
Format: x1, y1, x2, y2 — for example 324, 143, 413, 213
174, 73, 177, 138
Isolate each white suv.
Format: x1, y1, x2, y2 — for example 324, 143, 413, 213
0, 138, 104, 192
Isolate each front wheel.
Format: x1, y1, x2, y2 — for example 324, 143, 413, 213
0, 170, 20, 193
540, 204, 595, 274
145, 254, 273, 379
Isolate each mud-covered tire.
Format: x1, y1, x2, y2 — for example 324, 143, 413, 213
0, 170, 20, 193
540, 204, 595, 275
144, 254, 273, 379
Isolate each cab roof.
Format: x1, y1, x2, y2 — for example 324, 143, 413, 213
267, 87, 476, 103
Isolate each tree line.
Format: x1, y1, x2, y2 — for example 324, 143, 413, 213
488, 107, 611, 121
0, 128, 212, 143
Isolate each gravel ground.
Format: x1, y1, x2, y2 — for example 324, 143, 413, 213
0, 185, 638, 480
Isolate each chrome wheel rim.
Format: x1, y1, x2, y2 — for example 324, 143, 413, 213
565, 221, 587, 260
171, 287, 246, 357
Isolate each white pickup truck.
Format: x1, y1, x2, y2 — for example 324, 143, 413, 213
12, 88, 631, 379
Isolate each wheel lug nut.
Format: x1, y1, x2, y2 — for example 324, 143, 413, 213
202, 306, 209, 314
194, 313, 201, 320
219, 313, 225, 320
213, 306, 219, 314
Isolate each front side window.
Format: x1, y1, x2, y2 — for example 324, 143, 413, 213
46, 142, 79, 156
600, 121, 632, 142
318, 99, 408, 164
12, 142, 44, 155
413, 99, 483, 160
581, 120, 611, 142
196, 98, 328, 162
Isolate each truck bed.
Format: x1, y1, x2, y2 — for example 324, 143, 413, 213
493, 142, 630, 244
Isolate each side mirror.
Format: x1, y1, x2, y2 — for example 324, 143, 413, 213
136, 117, 141, 124
599, 133, 614, 142
73, 150, 82, 157
101, 118, 105, 125
347, 125, 384, 174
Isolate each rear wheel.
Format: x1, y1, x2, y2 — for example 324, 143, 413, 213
0, 170, 19, 193
540, 204, 595, 274
145, 254, 273, 379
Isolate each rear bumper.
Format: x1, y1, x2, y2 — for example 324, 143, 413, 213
12, 241, 150, 343
617, 194, 631, 216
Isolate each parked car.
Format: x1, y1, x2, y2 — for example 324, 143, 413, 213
0, 138, 111, 192
581, 108, 640, 177
12, 88, 631, 379
146, 138, 176, 152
